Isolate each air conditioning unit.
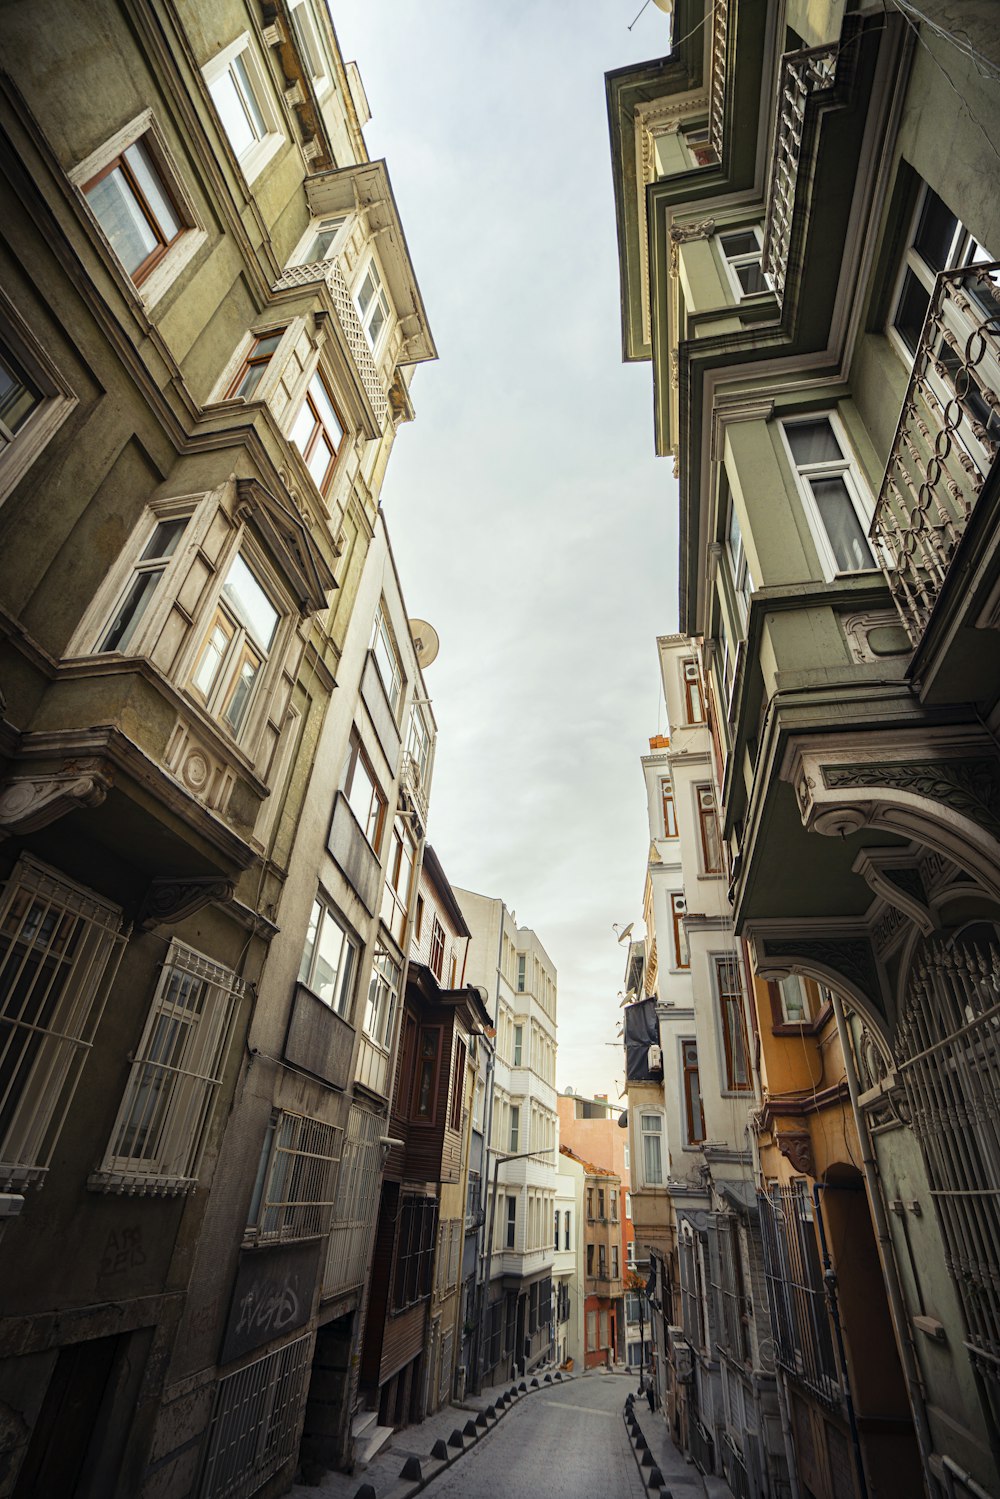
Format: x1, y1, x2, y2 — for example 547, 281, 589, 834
454, 1364, 467, 1402
647, 1044, 663, 1073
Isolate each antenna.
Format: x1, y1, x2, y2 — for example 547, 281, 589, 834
409, 618, 440, 670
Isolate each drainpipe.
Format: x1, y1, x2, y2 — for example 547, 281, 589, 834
832, 993, 939, 1498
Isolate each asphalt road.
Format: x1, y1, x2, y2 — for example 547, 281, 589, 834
422, 1373, 647, 1499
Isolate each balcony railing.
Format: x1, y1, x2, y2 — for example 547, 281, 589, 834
273, 258, 389, 427
708, 0, 729, 161
400, 749, 430, 825
870, 262, 1000, 644
761, 44, 838, 301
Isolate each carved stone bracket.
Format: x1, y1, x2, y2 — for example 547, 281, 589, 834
0, 761, 112, 835
854, 848, 935, 939
137, 875, 236, 930
669, 219, 716, 274
776, 1130, 815, 1177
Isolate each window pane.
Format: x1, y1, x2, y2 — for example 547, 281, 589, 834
737, 260, 768, 295
367, 296, 386, 346
298, 899, 322, 988
357, 269, 376, 318
0, 348, 40, 436
209, 68, 257, 159
139, 519, 185, 562
310, 375, 344, 449
290, 399, 315, 454
894, 269, 930, 356
721, 230, 759, 258
223, 554, 278, 650
913, 188, 959, 273
193, 618, 233, 696
314, 909, 352, 1010
223, 649, 261, 730
123, 138, 181, 241
85, 166, 158, 275
305, 431, 334, 489
811, 478, 875, 571
785, 419, 842, 467
100, 570, 163, 652
233, 54, 267, 139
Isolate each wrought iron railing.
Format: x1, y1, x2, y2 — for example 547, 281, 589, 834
273, 258, 389, 426
690, 1416, 715, 1476
761, 44, 838, 301
708, 0, 729, 161
870, 261, 1000, 644
400, 748, 429, 825
759, 1182, 842, 1409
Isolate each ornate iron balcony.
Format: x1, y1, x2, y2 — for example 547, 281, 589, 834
761, 44, 838, 301
273, 258, 389, 427
708, 0, 730, 162
870, 262, 1000, 644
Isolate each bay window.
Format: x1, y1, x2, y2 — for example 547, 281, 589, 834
191, 550, 279, 735
697, 785, 723, 875
290, 369, 344, 495
98, 517, 187, 653
227, 328, 285, 400
0, 342, 41, 451
355, 256, 390, 349
683, 1039, 705, 1144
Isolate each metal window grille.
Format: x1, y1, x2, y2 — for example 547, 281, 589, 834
438, 1324, 454, 1404
539, 1275, 552, 1326
392, 1195, 437, 1310
759, 1181, 840, 1405
323, 1103, 382, 1297
896, 932, 1000, 1386
436, 1218, 461, 1295
198, 1331, 311, 1499
690, 1416, 715, 1476
0, 856, 125, 1191
248, 1112, 342, 1245
707, 1215, 749, 1363
92, 940, 244, 1196
678, 1232, 704, 1351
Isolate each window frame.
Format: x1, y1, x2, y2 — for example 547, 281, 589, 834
341, 730, 387, 853
671, 891, 689, 970
639, 1111, 664, 1187
244, 1109, 343, 1245
226, 326, 287, 401
189, 546, 282, 740
70, 111, 206, 311
289, 0, 334, 98
363, 946, 400, 1051
681, 657, 705, 724
660, 778, 678, 838
429, 915, 446, 982
80, 139, 184, 287
370, 604, 404, 719
354, 253, 391, 352
717, 224, 772, 301
888, 182, 983, 363
715, 954, 752, 1094
725, 484, 755, 627
95, 511, 191, 657
381, 815, 416, 948
202, 34, 285, 184
778, 412, 877, 581
297, 893, 359, 1017
696, 785, 723, 876
410, 1024, 443, 1123
682, 1039, 706, 1145
0, 300, 78, 506
289, 366, 345, 498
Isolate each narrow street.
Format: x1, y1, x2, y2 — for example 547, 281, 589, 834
419, 1375, 697, 1499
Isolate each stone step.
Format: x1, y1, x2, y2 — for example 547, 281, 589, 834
356, 1423, 394, 1469
351, 1407, 379, 1441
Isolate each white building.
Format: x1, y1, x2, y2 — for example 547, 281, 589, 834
454, 889, 559, 1381
554, 1146, 584, 1367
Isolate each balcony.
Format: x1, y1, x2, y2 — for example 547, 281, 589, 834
400, 748, 430, 828
870, 262, 1000, 646
708, 0, 729, 161
272, 257, 389, 427
761, 44, 838, 302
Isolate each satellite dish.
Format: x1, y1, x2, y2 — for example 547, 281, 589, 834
409, 619, 439, 669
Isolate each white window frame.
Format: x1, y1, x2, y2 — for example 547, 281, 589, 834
91, 940, 244, 1195
363, 947, 400, 1050
725, 483, 755, 627
778, 412, 877, 581
298, 894, 359, 1016
354, 253, 391, 352
245, 1109, 343, 1245
69, 110, 207, 311
189, 545, 284, 741
370, 604, 404, 718
639, 1111, 664, 1187
0, 857, 125, 1192
888, 181, 986, 365
717, 225, 771, 301
289, 214, 351, 269
202, 34, 284, 184
289, 0, 334, 99
0, 297, 78, 506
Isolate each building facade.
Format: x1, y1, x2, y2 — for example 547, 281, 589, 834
0, 3, 438, 1495
609, 4, 1000, 1496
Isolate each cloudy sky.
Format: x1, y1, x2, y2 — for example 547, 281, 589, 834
333, 2, 680, 1099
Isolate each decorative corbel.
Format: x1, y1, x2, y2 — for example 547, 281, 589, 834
0, 762, 112, 835
668, 219, 716, 275
137, 876, 236, 931
776, 1130, 815, 1177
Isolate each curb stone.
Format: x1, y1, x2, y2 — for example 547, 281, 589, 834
622, 1402, 673, 1499
350, 1370, 577, 1499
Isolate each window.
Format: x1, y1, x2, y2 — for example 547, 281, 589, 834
564, 1210, 571, 1249
760, 1181, 839, 1401
716, 956, 751, 1092
779, 975, 809, 1024
554, 1207, 560, 1249
891, 184, 989, 356
681, 122, 718, 168
682, 1040, 706, 1144
414, 895, 424, 942
586, 1309, 597, 1351
381, 816, 416, 946
587, 1242, 595, 1276
597, 1187, 605, 1218
405, 705, 432, 791
671, 892, 689, 969
204, 38, 282, 182
450, 1038, 466, 1131
429, 916, 446, 981
227, 328, 285, 400
298, 896, 357, 1015
246, 1110, 342, 1244
726, 486, 755, 624
611, 1192, 618, 1221
611, 1244, 620, 1279
0, 857, 124, 1190
363, 947, 400, 1049
586, 1186, 594, 1219
290, 0, 332, 95
780, 415, 876, 576
0, 341, 41, 452
625, 1192, 632, 1220
506, 1194, 517, 1249
517, 954, 526, 992
513, 1024, 523, 1066
341, 732, 386, 851
290, 369, 344, 495
682, 657, 705, 723
191, 550, 279, 736
624, 1145, 630, 1170
598, 1244, 607, 1277
92, 941, 244, 1194
392, 1194, 437, 1310
697, 786, 723, 875
640, 1114, 663, 1186
718, 226, 769, 298
98, 516, 187, 654
82, 135, 184, 286
412, 1026, 442, 1121
323, 1104, 383, 1297
200, 1333, 312, 1499
371, 606, 403, 717
509, 1104, 520, 1152
660, 778, 677, 837
355, 255, 390, 349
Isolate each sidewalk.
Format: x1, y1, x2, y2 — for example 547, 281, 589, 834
625, 1392, 717, 1498
291, 1367, 576, 1499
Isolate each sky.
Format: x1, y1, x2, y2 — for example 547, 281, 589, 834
332, 1, 680, 1100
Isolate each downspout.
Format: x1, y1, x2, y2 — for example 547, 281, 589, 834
832, 993, 940, 1498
